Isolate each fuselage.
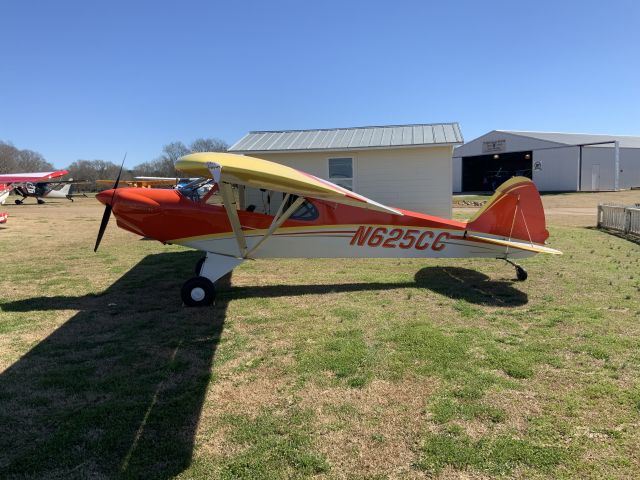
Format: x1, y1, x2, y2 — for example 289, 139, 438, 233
97, 187, 534, 260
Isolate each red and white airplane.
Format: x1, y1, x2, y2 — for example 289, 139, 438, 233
0, 169, 86, 205
95, 152, 561, 306
0, 184, 11, 206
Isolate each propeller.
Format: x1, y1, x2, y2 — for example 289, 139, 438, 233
94, 153, 126, 252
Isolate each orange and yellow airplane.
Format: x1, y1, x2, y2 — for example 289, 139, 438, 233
95, 152, 561, 306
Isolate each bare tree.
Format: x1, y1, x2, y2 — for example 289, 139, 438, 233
0, 141, 53, 173
0, 142, 19, 173
17, 149, 54, 172
190, 137, 228, 153
66, 159, 126, 191
131, 159, 171, 177
131, 137, 228, 177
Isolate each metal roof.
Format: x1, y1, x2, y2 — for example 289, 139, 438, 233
229, 123, 463, 153
498, 130, 640, 148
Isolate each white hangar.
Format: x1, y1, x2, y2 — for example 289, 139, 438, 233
453, 130, 640, 192
229, 123, 463, 218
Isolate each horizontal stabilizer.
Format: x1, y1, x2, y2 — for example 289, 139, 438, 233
466, 233, 562, 255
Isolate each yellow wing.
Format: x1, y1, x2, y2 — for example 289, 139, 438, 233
175, 152, 402, 215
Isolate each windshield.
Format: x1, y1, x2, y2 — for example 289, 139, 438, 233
283, 195, 319, 221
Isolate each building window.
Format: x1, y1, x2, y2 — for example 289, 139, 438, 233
328, 157, 353, 190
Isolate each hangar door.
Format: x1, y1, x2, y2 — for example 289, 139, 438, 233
462, 151, 533, 191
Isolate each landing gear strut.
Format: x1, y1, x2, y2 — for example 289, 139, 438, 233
195, 256, 206, 275
503, 258, 528, 281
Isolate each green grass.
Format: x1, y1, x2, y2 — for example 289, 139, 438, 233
417, 426, 567, 475
217, 408, 329, 478
1, 200, 640, 478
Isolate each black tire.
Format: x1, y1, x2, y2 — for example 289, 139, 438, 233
14, 199, 22, 205
37, 199, 45, 205
516, 266, 528, 281
195, 257, 206, 275
181, 276, 215, 307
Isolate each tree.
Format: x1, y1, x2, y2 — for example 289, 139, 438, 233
0, 142, 19, 174
190, 137, 228, 153
17, 149, 54, 172
0, 141, 53, 173
131, 137, 229, 177
66, 159, 126, 191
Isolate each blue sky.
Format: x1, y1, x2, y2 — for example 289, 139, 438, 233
1, 0, 639, 168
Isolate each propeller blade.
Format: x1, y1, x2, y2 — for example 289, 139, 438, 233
94, 204, 112, 252
112, 153, 126, 191
94, 153, 126, 252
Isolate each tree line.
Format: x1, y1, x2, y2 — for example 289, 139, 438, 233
0, 138, 228, 191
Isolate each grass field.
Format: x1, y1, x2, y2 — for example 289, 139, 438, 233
1, 192, 639, 479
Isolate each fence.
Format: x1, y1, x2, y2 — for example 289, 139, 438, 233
597, 204, 640, 237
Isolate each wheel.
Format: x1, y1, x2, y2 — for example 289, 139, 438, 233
37, 199, 45, 205
195, 257, 206, 275
14, 199, 23, 205
181, 276, 215, 307
515, 266, 528, 281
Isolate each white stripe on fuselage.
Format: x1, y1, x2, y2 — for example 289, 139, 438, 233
174, 225, 535, 260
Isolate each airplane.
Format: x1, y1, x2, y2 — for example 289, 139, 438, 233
94, 152, 562, 307
97, 178, 178, 189
0, 170, 87, 204
0, 184, 10, 205
97, 177, 200, 189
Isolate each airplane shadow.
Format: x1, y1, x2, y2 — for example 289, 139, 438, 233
218, 266, 527, 307
0, 257, 526, 477
0, 250, 223, 479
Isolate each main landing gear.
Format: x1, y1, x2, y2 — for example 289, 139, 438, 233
503, 258, 528, 281
14, 199, 23, 205
37, 198, 45, 205
181, 256, 216, 307
181, 254, 243, 307
181, 276, 216, 307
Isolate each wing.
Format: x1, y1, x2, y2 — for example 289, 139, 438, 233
0, 170, 69, 183
175, 152, 402, 216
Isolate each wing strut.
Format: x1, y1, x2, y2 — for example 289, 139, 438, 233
245, 194, 305, 258
209, 162, 305, 259
219, 182, 247, 257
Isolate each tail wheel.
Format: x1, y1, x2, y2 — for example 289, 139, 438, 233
37, 199, 45, 205
15, 199, 23, 205
181, 276, 215, 307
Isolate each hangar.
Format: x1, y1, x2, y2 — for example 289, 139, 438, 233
453, 130, 640, 192
229, 123, 463, 218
